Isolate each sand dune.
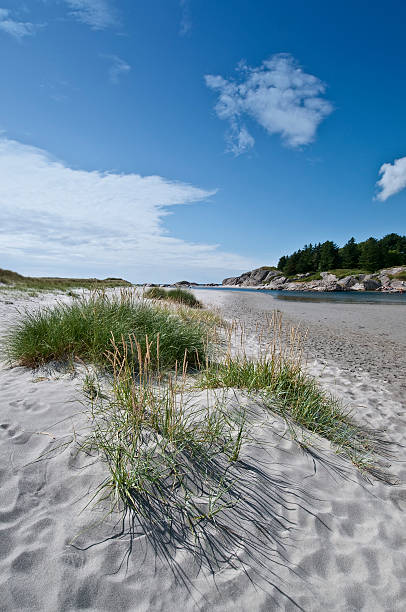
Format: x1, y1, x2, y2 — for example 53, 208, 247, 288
0, 289, 405, 611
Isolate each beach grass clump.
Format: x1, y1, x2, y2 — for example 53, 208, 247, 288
200, 355, 382, 472
81, 343, 247, 525
143, 286, 167, 300
197, 310, 389, 476
144, 286, 202, 308
4, 291, 207, 370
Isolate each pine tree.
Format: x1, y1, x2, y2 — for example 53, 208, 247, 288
318, 241, 340, 271
358, 237, 382, 271
277, 255, 287, 270
340, 237, 360, 268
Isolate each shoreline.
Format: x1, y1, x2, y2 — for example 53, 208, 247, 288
192, 283, 406, 294
193, 288, 406, 405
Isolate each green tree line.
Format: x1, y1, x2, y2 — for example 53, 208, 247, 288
277, 233, 406, 276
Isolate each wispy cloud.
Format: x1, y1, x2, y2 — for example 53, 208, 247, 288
179, 0, 191, 36
0, 8, 40, 39
0, 138, 255, 281
205, 53, 333, 155
102, 54, 131, 84
376, 156, 406, 202
64, 0, 116, 30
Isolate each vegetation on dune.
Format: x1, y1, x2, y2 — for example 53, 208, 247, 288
0, 267, 131, 291
81, 342, 247, 525
200, 357, 383, 473
0, 268, 25, 284
3, 287, 393, 533
4, 291, 207, 370
198, 315, 392, 479
144, 286, 202, 308
277, 233, 406, 276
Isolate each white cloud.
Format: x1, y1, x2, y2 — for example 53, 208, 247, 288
64, 0, 116, 30
0, 8, 39, 39
205, 53, 333, 155
376, 156, 406, 201
0, 138, 255, 282
179, 0, 191, 36
102, 54, 131, 84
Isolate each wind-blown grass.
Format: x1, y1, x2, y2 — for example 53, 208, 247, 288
198, 314, 392, 478
4, 291, 207, 370
144, 286, 202, 308
80, 340, 247, 526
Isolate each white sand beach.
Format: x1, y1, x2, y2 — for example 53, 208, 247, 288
0, 289, 405, 611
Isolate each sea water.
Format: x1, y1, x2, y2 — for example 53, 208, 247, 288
194, 286, 406, 305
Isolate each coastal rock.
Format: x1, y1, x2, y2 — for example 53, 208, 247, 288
223, 267, 280, 287
378, 274, 391, 287
338, 275, 357, 289
363, 278, 381, 291
174, 280, 197, 287
349, 282, 365, 291
221, 265, 406, 292
390, 279, 406, 290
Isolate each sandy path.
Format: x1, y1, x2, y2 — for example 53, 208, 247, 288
0, 289, 405, 611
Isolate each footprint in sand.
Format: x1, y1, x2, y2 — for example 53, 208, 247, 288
389, 488, 406, 511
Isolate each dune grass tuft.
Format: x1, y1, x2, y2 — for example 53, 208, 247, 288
4, 290, 207, 370
80, 340, 247, 526
144, 286, 202, 308
198, 314, 391, 477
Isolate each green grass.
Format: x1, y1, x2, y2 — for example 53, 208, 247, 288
4, 291, 207, 370
0, 268, 25, 284
0, 267, 131, 291
289, 272, 322, 282
389, 271, 406, 281
327, 268, 369, 279
144, 286, 202, 308
199, 355, 388, 476
289, 269, 369, 282
80, 349, 247, 525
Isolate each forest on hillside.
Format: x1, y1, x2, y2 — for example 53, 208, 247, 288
277, 233, 406, 275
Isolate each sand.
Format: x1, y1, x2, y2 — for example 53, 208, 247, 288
0, 288, 405, 611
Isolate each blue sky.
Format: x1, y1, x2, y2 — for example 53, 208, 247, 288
0, 0, 405, 283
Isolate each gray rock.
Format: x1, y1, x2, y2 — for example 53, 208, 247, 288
363, 278, 381, 291
222, 265, 406, 292
390, 279, 406, 290
338, 275, 357, 289
378, 275, 391, 287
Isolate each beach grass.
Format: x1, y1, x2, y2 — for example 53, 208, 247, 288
144, 286, 202, 308
198, 315, 388, 476
81, 340, 247, 524
4, 290, 207, 370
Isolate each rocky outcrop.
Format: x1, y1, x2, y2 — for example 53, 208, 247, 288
174, 280, 198, 287
223, 268, 281, 287
222, 266, 406, 292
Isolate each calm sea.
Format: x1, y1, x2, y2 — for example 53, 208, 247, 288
194, 286, 406, 305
